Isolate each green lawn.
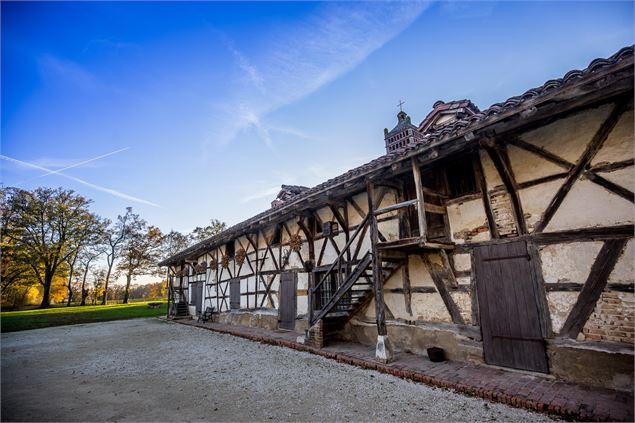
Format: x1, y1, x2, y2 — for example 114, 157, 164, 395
1, 301, 168, 332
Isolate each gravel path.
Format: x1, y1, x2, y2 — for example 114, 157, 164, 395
1, 318, 554, 422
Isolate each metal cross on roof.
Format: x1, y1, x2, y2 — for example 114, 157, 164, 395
397, 99, 405, 112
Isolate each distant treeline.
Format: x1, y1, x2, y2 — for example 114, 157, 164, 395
1, 187, 225, 309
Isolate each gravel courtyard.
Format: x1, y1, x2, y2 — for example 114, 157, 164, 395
1, 318, 554, 422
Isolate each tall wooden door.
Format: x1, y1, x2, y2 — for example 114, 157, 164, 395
190, 282, 204, 314
229, 279, 240, 310
474, 240, 549, 373
195, 282, 204, 314
279, 272, 297, 330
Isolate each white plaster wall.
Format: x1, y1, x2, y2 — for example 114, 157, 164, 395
546, 178, 634, 231
609, 239, 634, 284
377, 218, 400, 242
539, 241, 603, 283
383, 267, 404, 290
408, 255, 435, 287
297, 272, 308, 290
592, 109, 634, 166
348, 192, 369, 226
320, 236, 340, 264
507, 144, 566, 183
452, 253, 471, 272
297, 295, 308, 316
520, 103, 613, 163
599, 167, 634, 191
315, 206, 334, 224
411, 293, 452, 323
480, 150, 503, 188
456, 276, 471, 286
518, 178, 565, 232
218, 281, 229, 312
548, 291, 580, 334
450, 292, 472, 324
246, 277, 256, 294
447, 198, 490, 244
384, 292, 411, 320
286, 249, 303, 270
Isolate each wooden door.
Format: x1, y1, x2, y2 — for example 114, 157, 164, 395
474, 240, 549, 373
195, 282, 204, 314
279, 272, 297, 330
229, 279, 240, 310
189, 282, 201, 313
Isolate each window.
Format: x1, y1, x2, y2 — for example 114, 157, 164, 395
271, 225, 282, 245
446, 156, 478, 198
225, 242, 235, 258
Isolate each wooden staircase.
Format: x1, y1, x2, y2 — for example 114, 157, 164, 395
174, 301, 189, 318
168, 285, 190, 319
310, 247, 404, 340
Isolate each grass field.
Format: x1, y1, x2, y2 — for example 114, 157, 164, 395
1, 301, 168, 332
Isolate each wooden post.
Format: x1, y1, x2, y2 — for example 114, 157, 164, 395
298, 216, 316, 325
411, 157, 427, 241
366, 180, 387, 336
166, 270, 172, 318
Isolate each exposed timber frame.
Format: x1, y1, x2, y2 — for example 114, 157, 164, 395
559, 239, 628, 339
481, 138, 528, 235
533, 96, 633, 233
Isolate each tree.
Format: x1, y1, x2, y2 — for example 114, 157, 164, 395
64, 218, 104, 306
102, 208, 133, 305
117, 213, 164, 303
90, 268, 106, 305
189, 219, 226, 245
77, 245, 104, 306
164, 230, 190, 257
1, 187, 101, 308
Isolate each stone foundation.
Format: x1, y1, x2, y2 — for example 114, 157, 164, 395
547, 338, 634, 392
341, 318, 634, 391
342, 318, 484, 364
215, 309, 279, 330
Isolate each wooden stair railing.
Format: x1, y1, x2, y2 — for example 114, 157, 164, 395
310, 251, 373, 325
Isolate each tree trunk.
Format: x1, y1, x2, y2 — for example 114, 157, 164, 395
66, 266, 75, 307
101, 262, 113, 305
80, 264, 90, 306
123, 273, 132, 304
39, 273, 53, 309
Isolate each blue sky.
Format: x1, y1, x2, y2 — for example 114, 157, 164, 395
2, 1, 633, 235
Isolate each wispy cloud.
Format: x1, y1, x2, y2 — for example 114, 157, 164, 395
206, 1, 430, 150
38, 54, 99, 90
1, 154, 160, 208
240, 186, 282, 203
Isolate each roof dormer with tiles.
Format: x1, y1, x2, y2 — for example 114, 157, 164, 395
418, 99, 480, 134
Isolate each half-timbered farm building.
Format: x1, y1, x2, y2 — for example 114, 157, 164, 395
160, 46, 634, 391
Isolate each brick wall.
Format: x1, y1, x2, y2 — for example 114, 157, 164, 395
305, 319, 324, 348
582, 291, 635, 345
489, 191, 518, 238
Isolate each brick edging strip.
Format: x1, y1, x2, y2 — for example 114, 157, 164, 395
169, 319, 626, 422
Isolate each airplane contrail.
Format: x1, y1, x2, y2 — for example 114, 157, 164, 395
15, 147, 132, 185
33, 147, 131, 178
0, 154, 161, 208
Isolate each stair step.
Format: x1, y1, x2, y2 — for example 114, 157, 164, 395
326, 311, 351, 318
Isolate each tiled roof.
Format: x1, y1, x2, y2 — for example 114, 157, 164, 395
159, 45, 634, 266
418, 99, 480, 133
